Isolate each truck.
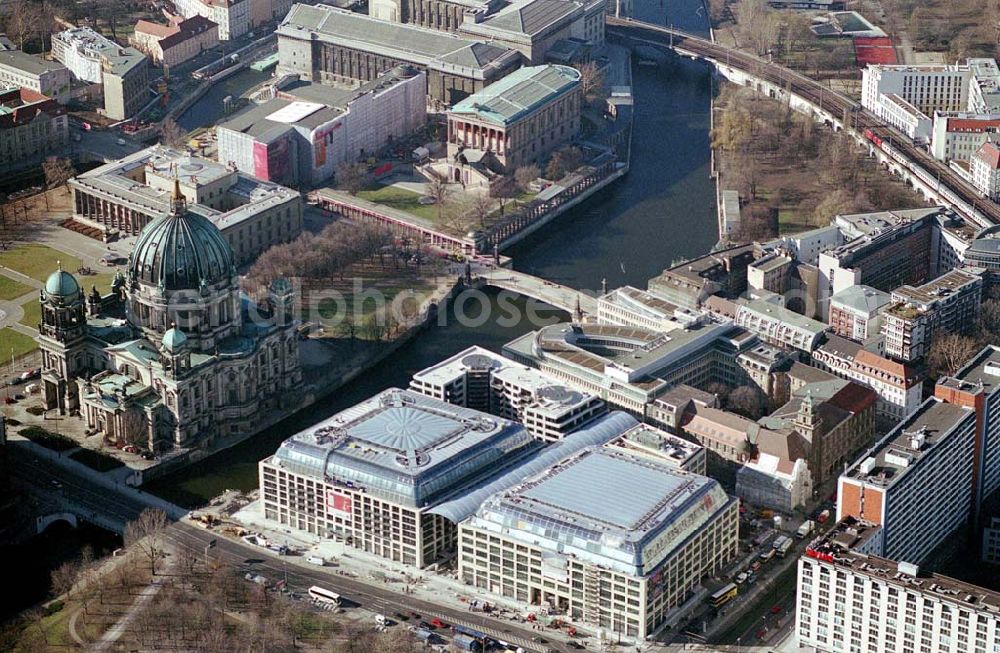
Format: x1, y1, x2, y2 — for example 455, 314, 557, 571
452, 634, 481, 651
796, 520, 815, 539
774, 536, 793, 557
306, 555, 325, 566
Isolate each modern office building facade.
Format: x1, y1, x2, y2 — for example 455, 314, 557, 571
458, 445, 738, 639
837, 398, 977, 565
409, 346, 606, 441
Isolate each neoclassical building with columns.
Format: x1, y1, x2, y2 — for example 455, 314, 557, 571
36, 181, 303, 453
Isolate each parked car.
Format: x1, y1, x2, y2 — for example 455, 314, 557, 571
19, 368, 39, 381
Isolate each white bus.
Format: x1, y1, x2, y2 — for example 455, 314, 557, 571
308, 586, 341, 605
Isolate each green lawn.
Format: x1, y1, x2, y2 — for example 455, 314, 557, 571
18, 298, 41, 329
0, 275, 33, 301
0, 327, 37, 359
0, 244, 82, 282
357, 184, 440, 223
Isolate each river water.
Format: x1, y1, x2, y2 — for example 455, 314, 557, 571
147, 1, 715, 505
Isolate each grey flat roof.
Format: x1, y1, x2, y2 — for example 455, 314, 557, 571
0, 50, 66, 76
939, 345, 1000, 396
521, 450, 687, 529
450, 64, 579, 126
473, 0, 580, 36
279, 4, 518, 74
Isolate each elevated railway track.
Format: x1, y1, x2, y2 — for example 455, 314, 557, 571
607, 17, 1000, 229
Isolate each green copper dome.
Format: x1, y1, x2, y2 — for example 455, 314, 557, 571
162, 326, 188, 353
44, 269, 81, 302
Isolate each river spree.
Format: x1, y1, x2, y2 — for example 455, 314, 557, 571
149, 2, 716, 505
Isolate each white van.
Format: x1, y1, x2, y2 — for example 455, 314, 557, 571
306, 555, 325, 566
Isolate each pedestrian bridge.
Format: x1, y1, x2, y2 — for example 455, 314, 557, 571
476, 268, 597, 318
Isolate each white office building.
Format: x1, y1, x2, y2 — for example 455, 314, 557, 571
173, 0, 251, 40
797, 516, 1000, 653
972, 140, 1000, 200
0, 50, 71, 104
409, 346, 607, 441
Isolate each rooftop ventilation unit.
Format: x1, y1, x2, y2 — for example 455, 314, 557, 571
897, 561, 919, 577
859, 456, 877, 475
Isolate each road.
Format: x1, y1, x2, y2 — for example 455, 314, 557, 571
606, 17, 1000, 229
12, 442, 574, 653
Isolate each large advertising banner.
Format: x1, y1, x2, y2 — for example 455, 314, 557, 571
326, 489, 353, 519
252, 141, 270, 181
313, 122, 342, 168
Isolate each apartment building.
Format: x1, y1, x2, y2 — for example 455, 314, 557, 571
734, 297, 829, 353
828, 285, 890, 343
931, 112, 1000, 162
813, 335, 922, 421
52, 27, 149, 120
837, 398, 977, 565
0, 50, 71, 104
0, 87, 69, 170
458, 444, 738, 639
797, 516, 1000, 653
881, 268, 983, 363
131, 15, 219, 68
935, 345, 1000, 517
173, 0, 251, 40
409, 346, 607, 441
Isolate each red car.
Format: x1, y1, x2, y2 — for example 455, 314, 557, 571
430, 618, 447, 629
771, 605, 783, 614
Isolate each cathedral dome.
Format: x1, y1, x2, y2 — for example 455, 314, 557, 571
128, 208, 235, 291
44, 269, 81, 303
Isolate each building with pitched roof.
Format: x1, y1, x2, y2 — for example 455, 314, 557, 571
813, 335, 923, 421
972, 139, 1000, 201
0, 87, 68, 170
445, 64, 580, 183
0, 49, 71, 104
457, 0, 605, 64
276, 4, 522, 106
217, 68, 426, 186
828, 284, 890, 343
173, 0, 250, 40
131, 15, 219, 68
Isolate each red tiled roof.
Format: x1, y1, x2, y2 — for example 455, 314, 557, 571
828, 381, 878, 415
854, 349, 917, 387
976, 141, 1000, 170
134, 19, 178, 39
945, 117, 1000, 132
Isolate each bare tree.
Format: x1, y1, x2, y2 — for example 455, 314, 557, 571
49, 560, 80, 599
424, 174, 450, 222
123, 508, 168, 575
160, 118, 186, 148
545, 145, 583, 181
468, 192, 494, 228
514, 164, 540, 193
576, 61, 607, 107
335, 162, 367, 195
928, 332, 981, 379
726, 385, 766, 419
4, 1, 42, 50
